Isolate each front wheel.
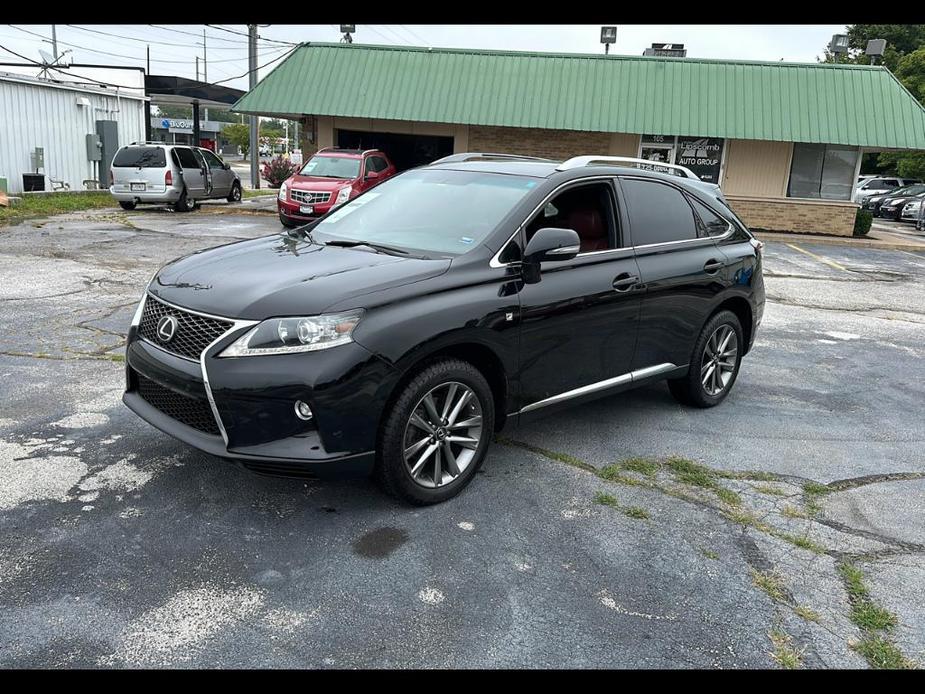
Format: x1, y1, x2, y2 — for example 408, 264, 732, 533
278, 213, 298, 228
376, 359, 495, 505
668, 310, 743, 408
227, 182, 242, 203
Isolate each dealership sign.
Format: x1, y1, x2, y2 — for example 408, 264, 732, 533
676, 137, 724, 183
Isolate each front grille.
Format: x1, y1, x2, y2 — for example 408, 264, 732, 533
136, 372, 221, 436
290, 189, 331, 205
138, 294, 233, 361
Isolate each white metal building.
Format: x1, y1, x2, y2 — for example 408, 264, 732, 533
0, 66, 147, 195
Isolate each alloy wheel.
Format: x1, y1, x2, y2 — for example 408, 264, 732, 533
700, 324, 738, 396
402, 381, 483, 489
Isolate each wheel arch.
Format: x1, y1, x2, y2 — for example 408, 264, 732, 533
711, 295, 753, 354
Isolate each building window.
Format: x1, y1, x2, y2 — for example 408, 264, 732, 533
638, 135, 725, 184
787, 143, 859, 200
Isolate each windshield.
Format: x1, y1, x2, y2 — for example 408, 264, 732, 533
298, 155, 360, 179
889, 184, 925, 197
112, 146, 166, 168
310, 169, 539, 256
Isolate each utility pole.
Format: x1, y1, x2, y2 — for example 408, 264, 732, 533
146, 45, 150, 74
196, 55, 200, 81
51, 25, 58, 60
248, 24, 259, 188
202, 28, 208, 82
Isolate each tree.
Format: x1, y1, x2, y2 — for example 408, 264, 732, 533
223, 122, 251, 157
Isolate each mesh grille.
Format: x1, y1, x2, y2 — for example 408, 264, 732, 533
136, 372, 221, 436
291, 189, 331, 205
138, 294, 233, 361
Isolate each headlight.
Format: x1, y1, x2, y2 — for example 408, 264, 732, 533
334, 186, 352, 206
278, 182, 288, 201
219, 310, 363, 357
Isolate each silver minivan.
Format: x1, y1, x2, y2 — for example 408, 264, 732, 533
109, 143, 242, 212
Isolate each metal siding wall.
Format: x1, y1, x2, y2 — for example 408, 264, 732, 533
0, 78, 145, 194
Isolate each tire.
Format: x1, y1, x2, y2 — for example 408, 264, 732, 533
278, 213, 298, 228
376, 358, 495, 505
119, 201, 136, 211
226, 182, 242, 203
172, 188, 191, 213
668, 309, 744, 408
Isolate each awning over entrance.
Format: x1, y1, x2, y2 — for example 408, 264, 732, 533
145, 75, 245, 143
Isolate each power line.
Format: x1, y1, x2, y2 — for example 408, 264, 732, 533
209, 43, 299, 85
206, 24, 297, 47
148, 24, 248, 45
0, 42, 146, 89
394, 25, 429, 46
64, 24, 246, 50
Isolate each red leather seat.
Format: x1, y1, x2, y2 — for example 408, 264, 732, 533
566, 208, 608, 252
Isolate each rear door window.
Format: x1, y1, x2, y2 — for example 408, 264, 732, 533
621, 178, 699, 245
688, 197, 731, 237
112, 146, 166, 168
202, 150, 225, 170
174, 147, 200, 169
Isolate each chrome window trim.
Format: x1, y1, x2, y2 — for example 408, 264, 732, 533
513, 362, 682, 415
489, 175, 625, 269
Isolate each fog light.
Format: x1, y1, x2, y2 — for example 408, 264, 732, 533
294, 400, 313, 421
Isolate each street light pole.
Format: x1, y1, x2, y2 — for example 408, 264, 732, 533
203, 28, 208, 82
248, 24, 259, 189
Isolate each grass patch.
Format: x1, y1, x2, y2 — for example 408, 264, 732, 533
778, 533, 826, 555
621, 506, 650, 520
751, 569, 788, 603
838, 561, 869, 600
723, 508, 773, 533
621, 457, 659, 477
701, 548, 719, 560
803, 482, 831, 495
794, 605, 821, 623
754, 484, 788, 496
715, 487, 742, 506
495, 437, 598, 474
593, 491, 619, 508
851, 601, 897, 632
782, 505, 808, 519
243, 188, 277, 198
718, 470, 778, 482
803, 482, 832, 515
664, 456, 715, 488
597, 464, 643, 486
853, 636, 916, 669
1, 192, 114, 225
769, 629, 803, 669
108, 353, 125, 363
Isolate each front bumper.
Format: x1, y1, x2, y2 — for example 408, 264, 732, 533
277, 197, 336, 222
123, 308, 398, 477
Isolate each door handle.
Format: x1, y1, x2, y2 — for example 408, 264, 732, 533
703, 259, 724, 274
612, 273, 639, 291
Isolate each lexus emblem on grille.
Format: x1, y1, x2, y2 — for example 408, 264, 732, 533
156, 315, 179, 343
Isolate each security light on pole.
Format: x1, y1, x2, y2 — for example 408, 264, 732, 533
341, 24, 355, 44
830, 33, 849, 63
601, 26, 617, 55
865, 39, 886, 66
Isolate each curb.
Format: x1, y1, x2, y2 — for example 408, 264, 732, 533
754, 231, 925, 252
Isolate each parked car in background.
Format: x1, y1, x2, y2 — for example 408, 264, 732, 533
123, 152, 764, 504
853, 176, 911, 204
109, 143, 242, 212
276, 148, 397, 228
899, 193, 925, 223
872, 184, 925, 220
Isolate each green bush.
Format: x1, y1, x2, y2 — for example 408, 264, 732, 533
854, 209, 873, 237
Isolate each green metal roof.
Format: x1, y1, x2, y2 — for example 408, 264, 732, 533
233, 43, 925, 151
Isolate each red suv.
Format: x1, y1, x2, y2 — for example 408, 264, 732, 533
277, 148, 397, 227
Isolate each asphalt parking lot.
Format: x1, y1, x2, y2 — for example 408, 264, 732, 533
1, 206, 923, 668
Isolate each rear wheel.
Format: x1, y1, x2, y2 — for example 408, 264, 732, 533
173, 188, 192, 212
376, 359, 495, 505
668, 310, 743, 408
119, 201, 136, 210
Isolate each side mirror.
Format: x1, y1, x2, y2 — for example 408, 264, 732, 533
223, 162, 231, 170
524, 227, 581, 264
365, 170, 381, 182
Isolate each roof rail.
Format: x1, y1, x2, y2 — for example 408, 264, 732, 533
432, 152, 555, 165
556, 155, 699, 180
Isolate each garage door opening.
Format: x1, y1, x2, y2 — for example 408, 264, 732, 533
336, 129, 454, 172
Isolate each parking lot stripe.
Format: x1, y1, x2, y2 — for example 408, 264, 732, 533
785, 243, 849, 272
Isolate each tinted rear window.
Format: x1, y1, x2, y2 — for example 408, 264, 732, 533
112, 147, 166, 168
622, 178, 699, 245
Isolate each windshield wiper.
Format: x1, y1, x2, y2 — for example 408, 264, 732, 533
323, 239, 409, 255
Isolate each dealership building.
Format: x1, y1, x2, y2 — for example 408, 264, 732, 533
233, 42, 925, 236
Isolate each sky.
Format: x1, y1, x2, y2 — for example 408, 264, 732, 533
0, 24, 849, 93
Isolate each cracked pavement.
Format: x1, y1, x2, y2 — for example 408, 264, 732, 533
1, 207, 923, 668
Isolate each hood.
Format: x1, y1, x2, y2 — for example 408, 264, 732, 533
149, 234, 451, 320
288, 174, 355, 192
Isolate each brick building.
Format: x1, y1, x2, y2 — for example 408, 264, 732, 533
233, 42, 925, 236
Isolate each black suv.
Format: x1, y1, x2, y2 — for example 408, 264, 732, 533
123, 154, 765, 504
